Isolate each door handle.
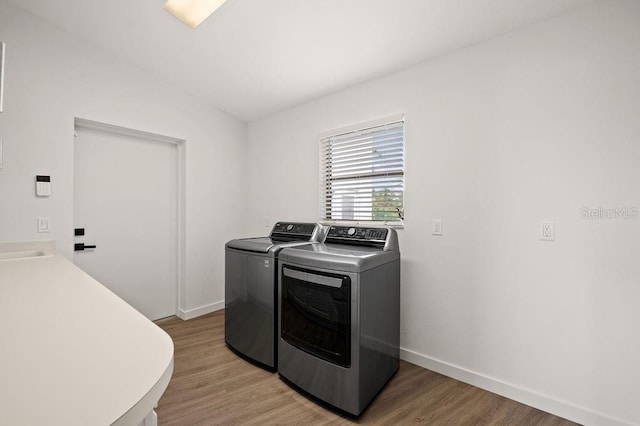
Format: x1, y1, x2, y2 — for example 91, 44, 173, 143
74, 243, 97, 251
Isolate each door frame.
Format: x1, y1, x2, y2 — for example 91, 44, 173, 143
73, 117, 186, 319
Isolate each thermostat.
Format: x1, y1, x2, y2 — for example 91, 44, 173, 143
35, 175, 51, 197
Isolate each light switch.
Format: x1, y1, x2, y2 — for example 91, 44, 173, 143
37, 217, 51, 233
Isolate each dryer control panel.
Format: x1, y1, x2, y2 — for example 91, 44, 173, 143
325, 226, 389, 247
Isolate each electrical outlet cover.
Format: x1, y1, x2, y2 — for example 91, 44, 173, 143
540, 221, 555, 241
432, 219, 443, 236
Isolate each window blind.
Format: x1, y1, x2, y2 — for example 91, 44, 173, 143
320, 118, 405, 223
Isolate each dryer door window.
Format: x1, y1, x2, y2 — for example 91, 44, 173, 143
281, 265, 351, 367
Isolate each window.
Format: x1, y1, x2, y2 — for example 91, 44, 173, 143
320, 115, 405, 224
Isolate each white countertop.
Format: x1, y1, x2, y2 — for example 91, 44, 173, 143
0, 244, 174, 426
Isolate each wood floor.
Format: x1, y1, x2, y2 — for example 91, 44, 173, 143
155, 311, 578, 425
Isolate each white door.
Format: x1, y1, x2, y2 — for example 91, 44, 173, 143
73, 123, 178, 320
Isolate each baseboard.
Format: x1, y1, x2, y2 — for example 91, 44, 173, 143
170, 307, 630, 424
400, 347, 633, 426
177, 300, 224, 320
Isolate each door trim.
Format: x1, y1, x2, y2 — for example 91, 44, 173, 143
73, 117, 186, 318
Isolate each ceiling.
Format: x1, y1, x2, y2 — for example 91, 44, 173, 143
10, 0, 599, 122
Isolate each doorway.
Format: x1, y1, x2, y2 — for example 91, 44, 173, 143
73, 118, 185, 320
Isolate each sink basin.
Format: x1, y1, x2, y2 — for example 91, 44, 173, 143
0, 250, 50, 261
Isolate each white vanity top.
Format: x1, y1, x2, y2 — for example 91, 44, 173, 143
0, 242, 174, 426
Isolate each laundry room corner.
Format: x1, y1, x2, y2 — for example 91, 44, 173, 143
0, 0, 248, 320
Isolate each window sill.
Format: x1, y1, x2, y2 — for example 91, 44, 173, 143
320, 220, 404, 229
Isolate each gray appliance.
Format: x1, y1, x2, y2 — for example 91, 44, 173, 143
277, 226, 400, 416
225, 222, 323, 370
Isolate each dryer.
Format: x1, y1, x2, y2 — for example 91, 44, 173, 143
277, 226, 400, 416
225, 222, 323, 370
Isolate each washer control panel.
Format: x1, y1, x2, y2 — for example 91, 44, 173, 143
271, 222, 320, 242
272, 222, 318, 235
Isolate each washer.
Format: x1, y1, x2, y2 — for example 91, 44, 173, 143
225, 222, 324, 370
277, 226, 400, 416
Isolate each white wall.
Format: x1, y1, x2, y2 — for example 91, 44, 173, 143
246, 2, 640, 425
0, 1, 247, 316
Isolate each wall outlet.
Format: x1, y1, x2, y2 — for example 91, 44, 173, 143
540, 221, 555, 241
432, 219, 443, 236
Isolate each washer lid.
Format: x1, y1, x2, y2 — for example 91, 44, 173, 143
226, 237, 275, 253
226, 237, 317, 254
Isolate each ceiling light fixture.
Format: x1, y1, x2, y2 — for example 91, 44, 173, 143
163, 0, 227, 29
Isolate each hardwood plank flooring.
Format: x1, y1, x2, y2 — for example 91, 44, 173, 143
155, 311, 578, 425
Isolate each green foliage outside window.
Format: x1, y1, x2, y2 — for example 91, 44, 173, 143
373, 188, 404, 221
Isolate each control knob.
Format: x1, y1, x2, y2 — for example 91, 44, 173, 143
348, 227, 356, 236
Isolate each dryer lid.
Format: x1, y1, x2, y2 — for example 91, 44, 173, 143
278, 243, 399, 272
